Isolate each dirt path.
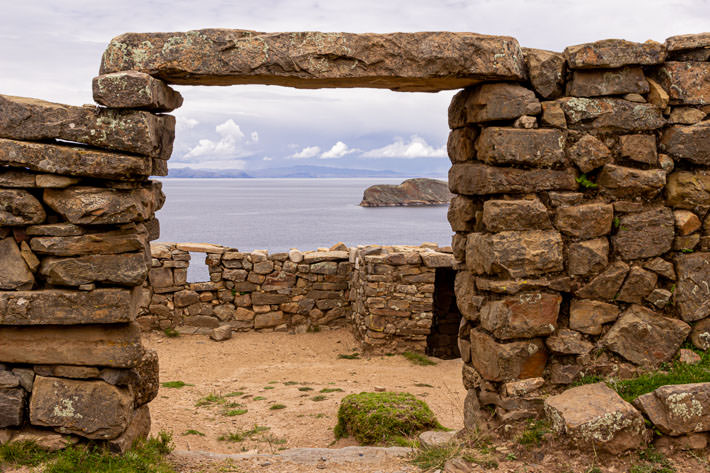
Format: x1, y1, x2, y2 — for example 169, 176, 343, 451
146, 329, 465, 457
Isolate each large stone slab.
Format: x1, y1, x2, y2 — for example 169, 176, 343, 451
569, 299, 620, 335
0, 388, 25, 428
567, 67, 649, 97
30, 228, 146, 256
555, 203, 613, 239
522, 48, 565, 99
0, 189, 46, 225
660, 123, 710, 165
0, 95, 174, 159
100, 349, 159, 408
39, 253, 148, 287
466, 230, 564, 278
449, 163, 577, 196
557, 97, 665, 132
481, 198, 551, 232
43, 186, 157, 225
666, 33, 710, 52
576, 261, 629, 301
0, 288, 137, 325
0, 323, 144, 367
612, 207, 675, 260
544, 382, 647, 454
635, 383, 710, 436
675, 252, 710, 322
0, 139, 152, 180
602, 305, 690, 368
597, 164, 666, 199
100, 30, 526, 91
0, 238, 34, 290
469, 329, 547, 382
564, 39, 665, 69
93, 71, 184, 112
475, 127, 566, 168
656, 62, 710, 105
449, 83, 540, 126
666, 171, 710, 210
30, 376, 133, 440
479, 292, 561, 339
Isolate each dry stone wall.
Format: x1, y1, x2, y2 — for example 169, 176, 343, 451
449, 34, 710, 451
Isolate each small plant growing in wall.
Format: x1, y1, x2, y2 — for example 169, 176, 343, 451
575, 174, 598, 189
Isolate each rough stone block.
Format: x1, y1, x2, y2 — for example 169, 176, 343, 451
44, 186, 158, 225
569, 299, 620, 335
93, 71, 183, 112
576, 261, 629, 300
557, 97, 665, 132
447, 127, 478, 163
635, 383, 710, 436
568, 238, 609, 277
108, 405, 151, 453
555, 203, 613, 239
666, 171, 710, 210
39, 253, 148, 287
567, 67, 649, 97
523, 48, 565, 99
0, 189, 46, 225
656, 62, 710, 105
254, 311, 285, 329
602, 305, 690, 368
449, 163, 577, 196
616, 267, 657, 303
454, 271, 482, 322
466, 230, 564, 278
30, 228, 146, 256
612, 207, 674, 260
546, 329, 593, 355
675, 252, 710, 322
449, 83, 540, 126
0, 388, 25, 428
564, 39, 665, 69
481, 198, 551, 232
597, 164, 666, 199
447, 195, 476, 232
619, 134, 657, 165
0, 288, 137, 325
479, 292, 561, 339
469, 329, 547, 382
100, 349, 159, 408
661, 123, 710, 165
475, 127, 565, 167
0, 237, 34, 290
0, 323, 144, 368
567, 134, 612, 173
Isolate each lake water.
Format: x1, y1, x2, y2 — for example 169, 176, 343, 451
156, 178, 453, 281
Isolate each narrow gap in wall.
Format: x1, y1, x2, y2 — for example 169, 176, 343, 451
187, 252, 210, 282
426, 267, 462, 360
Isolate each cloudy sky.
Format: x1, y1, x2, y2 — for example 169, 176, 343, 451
2, 0, 709, 176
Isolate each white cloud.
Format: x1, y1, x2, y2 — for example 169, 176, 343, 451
176, 116, 199, 130
361, 135, 446, 159
251, 131, 259, 142
320, 141, 358, 159
290, 145, 321, 159
263, 156, 272, 161
184, 119, 255, 159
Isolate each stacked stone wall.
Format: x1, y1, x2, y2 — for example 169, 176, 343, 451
448, 34, 710, 447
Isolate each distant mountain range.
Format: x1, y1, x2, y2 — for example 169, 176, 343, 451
167, 165, 415, 179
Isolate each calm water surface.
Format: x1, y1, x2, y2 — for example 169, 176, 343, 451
156, 178, 452, 280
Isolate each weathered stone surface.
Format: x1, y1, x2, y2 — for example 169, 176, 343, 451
475, 127, 565, 168
567, 134, 612, 173
666, 171, 710, 210
691, 318, 710, 350
360, 178, 451, 207
454, 271, 482, 321
0, 388, 25, 428
564, 39, 665, 69
93, 71, 183, 112
656, 62, 710, 105
447, 127, 478, 163
0, 189, 45, 225
612, 207, 675, 260
35, 365, 100, 379
466, 230, 564, 278
576, 261, 630, 300
635, 383, 710, 436
26, 223, 84, 237
101, 30, 526, 91
667, 33, 710, 52
661, 123, 710, 165
30, 376, 133, 439
619, 134, 657, 165
469, 329, 547, 382
646, 288, 673, 309
546, 329, 594, 355
210, 324, 233, 341
0, 139, 152, 181
0, 95, 174, 159
675, 252, 710, 322
39, 253, 148, 287
100, 349, 159, 408
597, 164, 666, 199
0, 170, 36, 187
449, 163, 577, 196
602, 305, 691, 367
420, 252, 453, 268
0, 238, 34, 290
447, 196, 476, 232
44, 186, 158, 225
557, 97, 665, 132
655, 432, 708, 454
30, 228, 146, 256
569, 299, 620, 335
674, 210, 701, 235
108, 405, 151, 453
8, 428, 79, 451
254, 311, 286, 329
568, 238, 609, 277
480, 292, 561, 339
0, 288, 136, 325
0, 323, 144, 367
670, 107, 707, 124
449, 83, 540, 126
541, 100, 567, 127
568, 67, 649, 97
418, 430, 457, 448
616, 267, 658, 303
523, 48, 565, 99
481, 198, 551, 232
544, 382, 647, 454
555, 203, 613, 239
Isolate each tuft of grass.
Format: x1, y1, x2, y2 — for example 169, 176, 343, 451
224, 409, 248, 416
161, 381, 192, 389
320, 388, 344, 393
576, 173, 598, 189
629, 447, 675, 473
283, 381, 298, 386
338, 352, 360, 360
402, 351, 437, 366
218, 425, 270, 443
517, 419, 549, 446
182, 429, 205, 436
225, 391, 244, 397
0, 441, 51, 467
411, 442, 460, 470
298, 386, 314, 392
572, 375, 604, 387
163, 327, 179, 338
253, 396, 267, 401
312, 395, 327, 402
334, 392, 442, 445
269, 404, 286, 410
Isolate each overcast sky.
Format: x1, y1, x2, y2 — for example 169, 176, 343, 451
2, 0, 709, 175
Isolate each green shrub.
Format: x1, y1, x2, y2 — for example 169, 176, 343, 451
402, 351, 436, 366
334, 392, 441, 445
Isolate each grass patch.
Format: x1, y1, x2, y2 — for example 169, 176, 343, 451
411, 442, 460, 470
225, 391, 244, 397
312, 395, 327, 402
253, 396, 266, 401
298, 386, 314, 392
224, 409, 248, 416
195, 393, 226, 407
334, 392, 442, 445
414, 383, 434, 388
320, 388, 344, 393
263, 386, 275, 390
283, 381, 298, 385
269, 404, 286, 410
402, 351, 436, 366
161, 380, 192, 389
218, 425, 270, 442
0, 433, 174, 473
338, 352, 360, 360
182, 429, 205, 436
163, 327, 179, 338
629, 447, 675, 473
517, 419, 549, 446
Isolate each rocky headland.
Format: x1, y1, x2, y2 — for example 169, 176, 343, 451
359, 178, 451, 207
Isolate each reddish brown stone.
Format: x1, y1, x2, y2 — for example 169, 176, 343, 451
660, 123, 710, 165
523, 48, 565, 99
447, 127, 478, 163
635, 383, 710, 436
564, 39, 665, 69
567, 67, 649, 97
674, 210, 701, 235
612, 207, 674, 260
93, 71, 183, 112
616, 267, 658, 303
555, 203, 613, 239
576, 261, 629, 301
30, 227, 146, 256
665, 171, 710, 210
675, 252, 710, 322
101, 30, 527, 91
569, 299, 620, 335
447, 196, 476, 232
480, 292, 561, 339
481, 198, 551, 232
656, 62, 710, 105
567, 134, 612, 173
469, 329, 547, 382
669, 107, 706, 124
619, 134, 657, 165
568, 238, 609, 277
449, 83, 540, 127
39, 253, 148, 287
666, 33, 710, 52
597, 164, 666, 199
557, 97, 665, 132
546, 329, 593, 355
475, 127, 566, 167
0, 189, 46, 225
448, 163, 577, 196
44, 186, 158, 225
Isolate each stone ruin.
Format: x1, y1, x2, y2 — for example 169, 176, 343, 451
0, 28, 709, 454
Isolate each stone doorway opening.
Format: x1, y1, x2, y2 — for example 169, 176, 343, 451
426, 267, 461, 359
